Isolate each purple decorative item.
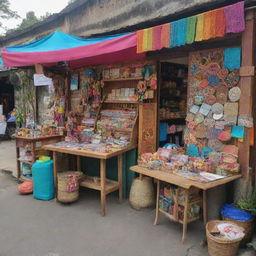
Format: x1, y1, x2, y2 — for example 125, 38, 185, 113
224, 1, 245, 34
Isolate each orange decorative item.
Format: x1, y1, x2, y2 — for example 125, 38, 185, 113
18, 180, 33, 195
218, 130, 231, 141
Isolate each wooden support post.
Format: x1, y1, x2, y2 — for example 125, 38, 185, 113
118, 154, 123, 202
239, 10, 256, 178
34, 63, 44, 74
100, 159, 106, 216
203, 190, 207, 226
154, 179, 160, 225
182, 189, 189, 243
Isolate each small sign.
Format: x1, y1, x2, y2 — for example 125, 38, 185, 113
33, 74, 53, 86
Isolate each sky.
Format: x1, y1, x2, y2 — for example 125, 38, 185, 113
1, 0, 70, 33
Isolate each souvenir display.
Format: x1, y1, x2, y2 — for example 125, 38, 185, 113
137, 65, 157, 101
185, 48, 242, 170
15, 125, 63, 138
106, 88, 138, 102
138, 144, 240, 180
159, 183, 201, 220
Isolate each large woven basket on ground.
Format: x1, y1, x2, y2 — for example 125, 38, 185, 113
206, 220, 244, 256
129, 176, 155, 210
57, 171, 84, 203
222, 216, 254, 245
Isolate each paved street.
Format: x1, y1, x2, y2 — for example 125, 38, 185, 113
0, 140, 16, 177
0, 141, 208, 256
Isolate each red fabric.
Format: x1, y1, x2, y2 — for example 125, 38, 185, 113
152, 26, 162, 51
215, 8, 226, 37
3, 33, 142, 67
70, 47, 145, 68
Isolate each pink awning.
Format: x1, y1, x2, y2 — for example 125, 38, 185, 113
2, 31, 145, 67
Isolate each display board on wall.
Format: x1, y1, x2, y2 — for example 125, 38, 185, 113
138, 103, 157, 155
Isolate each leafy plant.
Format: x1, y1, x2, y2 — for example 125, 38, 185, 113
15, 106, 25, 128
236, 193, 256, 215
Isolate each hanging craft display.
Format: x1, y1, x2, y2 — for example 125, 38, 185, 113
205, 94, 216, 105
212, 103, 224, 114
137, 65, 157, 101
231, 125, 245, 139
228, 87, 241, 102
190, 105, 200, 114
238, 115, 253, 128
225, 70, 240, 88
187, 47, 242, 166
137, 2, 245, 53
199, 103, 211, 116
218, 130, 231, 141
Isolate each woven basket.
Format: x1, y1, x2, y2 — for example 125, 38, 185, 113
129, 177, 155, 210
222, 216, 254, 245
206, 220, 243, 256
57, 171, 83, 203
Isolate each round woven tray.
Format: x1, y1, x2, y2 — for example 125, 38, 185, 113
57, 171, 83, 203
206, 220, 244, 256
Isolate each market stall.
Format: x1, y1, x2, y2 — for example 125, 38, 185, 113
130, 165, 241, 242
15, 134, 63, 181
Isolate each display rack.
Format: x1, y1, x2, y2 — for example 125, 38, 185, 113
14, 135, 63, 181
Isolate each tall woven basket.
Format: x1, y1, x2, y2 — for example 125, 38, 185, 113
222, 216, 254, 245
206, 220, 244, 256
57, 171, 83, 203
129, 176, 155, 210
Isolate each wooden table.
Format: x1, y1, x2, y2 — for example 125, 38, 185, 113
130, 165, 241, 243
44, 143, 136, 216
14, 135, 63, 181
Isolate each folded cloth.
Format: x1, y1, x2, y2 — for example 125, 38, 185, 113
195, 13, 204, 41
203, 11, 213, 40
136, 30, 144, 53
215, 8, 226, 37
152, 25, 162, 50
224, 1, 245, 33
177, 18, 187, 46
186, 16, 197, 44
161, 23, 170, 48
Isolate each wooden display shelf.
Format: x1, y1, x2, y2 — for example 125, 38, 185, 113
160, 117, 186, 121
177, 197, 202, 207
104, 100, 139, 104
103, 77, 143, 82
159, 208, 200, 224
80, 176, 119, 194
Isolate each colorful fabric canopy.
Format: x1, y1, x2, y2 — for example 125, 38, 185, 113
2, 30, 145, 67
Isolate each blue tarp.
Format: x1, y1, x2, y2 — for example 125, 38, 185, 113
6, 30, 130, 53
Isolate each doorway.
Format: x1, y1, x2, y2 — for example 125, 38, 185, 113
159, 57, 188, 147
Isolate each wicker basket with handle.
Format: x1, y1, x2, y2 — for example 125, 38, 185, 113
206, 220, 244, 256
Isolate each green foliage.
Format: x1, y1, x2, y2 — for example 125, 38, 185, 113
236, 193, 256, 215
5, 11, 51, 35
0, 0, 19, 29
15, 106, 25, 128
16, 11, 39, 31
